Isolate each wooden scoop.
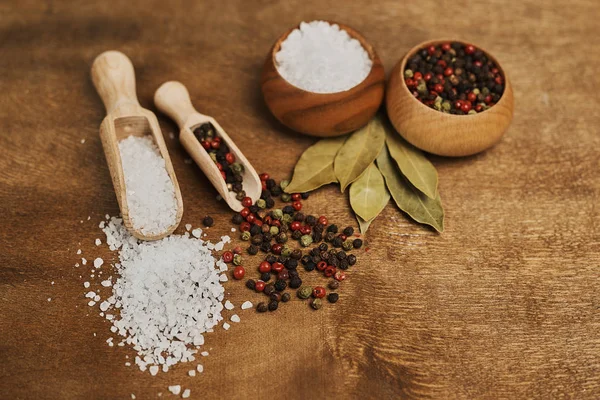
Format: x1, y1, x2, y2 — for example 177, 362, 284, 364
91, 51, 183, 240
154, 81, 261, 212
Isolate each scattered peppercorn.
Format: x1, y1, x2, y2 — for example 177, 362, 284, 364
264, 284, 276, 296
233, 254, 243, 266
309, 298, 322, 310
312, 286, 326, 298
281, 293, 291, 302
268, 300, 279, 311
232, 214, 244, 224
347, 254, 357, 266
257, 302, 268, 313
353, 238, 363, 249
260, 272, 271, 282
270, 292, 282, 302
297, 286, 312, 299
202, 216, 214, 227
247, 245, 259, 255
274, 279, 287, 292
328, 280, 340, 290
233, 266, 245, 280
246, 279, 256, 290
327, 293, 339, 303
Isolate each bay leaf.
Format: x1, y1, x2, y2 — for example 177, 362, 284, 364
334, 116, 385, 192
376, 145, 444, 232
384, 120, 438, 199
349, 163, 390, 221
284, 136, 347, 193
357, 214, 374, 234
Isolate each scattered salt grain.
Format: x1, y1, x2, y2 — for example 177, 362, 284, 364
230, 314, 240, 323
87, 216, 91, 220
185, 224, 192, 231
182, 389, 191, 398
219, 274, 228, 282
188, 370, 196, 377
231, 228, 236, 232
101, 279, 112, 287
275, 20, 372, 93
81, 258, 87, 265
196, 364, 203, 373
149, 365, 159, 376
88, 300, 96, 307
168, 385, 181, 395
84, 282, 90, 288
118, 135, 178, 236
95, 238, 101, 246
51, 281, 54, 285
224, 300, 234, 310
80, 138, 86, 144
94, 258, 104, 269
201, 351, 209, 357
192, 228, 202, 238
99, 221, 106, 229
223, 323, 230, 330
77, 249, 82, 255
47, 298, 51, 302
241, 301, 253, 310
131, 394, 136, 399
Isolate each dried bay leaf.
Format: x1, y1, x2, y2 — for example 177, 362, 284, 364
357, 214, 374, 234
334, 116, 385, 192
349, 163, 390, 222
376, 145, 444, 232
284, 136, 347, 193
384, 121, 438, 199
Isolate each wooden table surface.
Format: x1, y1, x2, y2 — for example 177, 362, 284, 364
1, 1, 599, 399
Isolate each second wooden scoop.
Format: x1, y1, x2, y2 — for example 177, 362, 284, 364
91, 51, 183, 240
154, 81, 261, 212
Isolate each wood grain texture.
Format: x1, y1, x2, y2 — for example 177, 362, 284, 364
386, 39, 514, 157
261, 21, 385, 137
1, 1, 599, 399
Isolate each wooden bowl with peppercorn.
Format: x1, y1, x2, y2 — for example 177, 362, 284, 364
261, 21, 385, 137
386, 39, 514, 157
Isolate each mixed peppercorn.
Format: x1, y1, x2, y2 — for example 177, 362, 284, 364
404, 42, 505, 114
219, 173, 364, 312
193, 122, 247, 201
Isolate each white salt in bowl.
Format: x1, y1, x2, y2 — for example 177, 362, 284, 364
261, 21, 385, 137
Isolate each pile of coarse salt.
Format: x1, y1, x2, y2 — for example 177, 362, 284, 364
97, 216, 230, 372
119, 135, 178, 235
275, 20, 372, 93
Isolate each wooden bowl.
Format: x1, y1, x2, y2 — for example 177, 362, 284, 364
386, 39, 514, 157
261, 22, 385, 137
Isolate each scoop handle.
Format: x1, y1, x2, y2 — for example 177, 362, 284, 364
91, 51, 140, 115
154, 81, 199, 129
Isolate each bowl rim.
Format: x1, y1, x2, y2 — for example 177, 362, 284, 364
269, 20, 382, 96
398, 38, 511, 119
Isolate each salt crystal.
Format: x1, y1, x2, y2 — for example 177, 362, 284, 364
81, 258, 87, 265
230, 314, 240, 323
196, 364, 203, 373
201, 351, 209, 357
47, 298, 51, 302
80, 138, 86, 144
149, 365, 159, 376
84, 282, 90, 288
85, 291, 96, 299
95, 238, 101, 246
131, 395, 136, 399
231, 228, 236, 232
182, 389, 191, 398
51, 281, 54, 285
94, 258, 104, 268
241, 301, 253, 310
125, 362, 131, 366
77, 249, 82, 255
99, 221, 106, 229
88, 300, 96, 306
168, 385, 181, 395
185, 224, 192, 231
275, 20, 372, 93
101, 279, 112, 287
188, 370, 196, 377
119, 136, 177, 236
75, 263, 79, 268
219, 274, 228, 282
223, 322, 230, 330
87, 216, 91, 220
224, 300, 234, 310
192, 228, 202, 238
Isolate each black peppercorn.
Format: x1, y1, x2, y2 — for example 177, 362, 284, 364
265, 179, 276, 189
245, 279, 256, 290
301, 192, 310, 200
329, 257, 339, 267
268, 300, 279, 311
285, 259, 298, 270
265, 198, 275, 208
343, 227, 354, 236
202, 216, 214, 227
232, 214, 244, 224
260, 242, 271, 253
332, 237, 343, 248
260, 272, 271, 282
282, 205, 294, 214
304, 262, 315, 272
270, 292, 282, 302
257, 302, 268, 313
266, 254, 277, 264
318, 243, 328, 252
328, 280, 340, 290
288, 269, 299, 278
301, 255, 312, 265
281, 293, 291, 302
289, 277, 302, 289
294, 213, 305, 222
277, 255, 288, 264
305, 215, 317, 226
340, 259, 349, 270
327, 224, 338, 233
324, 232, 335, 242
264, 284, 275, 296
250, 225, 261, 236
271, 186, 282, 196
347, 254, 357, 266
312, 232, 322, 243
247, 245, 258, 255
260, 189, 271, 199
310, 255, 321, 264
263, 232, 273, 242
292, 230, 302, 240
353, 239, 363, 249
251, 235, 263, 246
320, 251, 329, 261
337, 251, 347, 260
310, 248, 320, 256
274, 279, 287, 292
327, 293, 339, 303
276, 232, 288, 244
249, 205, 259, 214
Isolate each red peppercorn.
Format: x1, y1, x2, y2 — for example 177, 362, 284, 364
339, 234, 347, 241
292, 201, 302, 211
318, 216, 328, 225
246, 214, 256, 224
473, 60, 482, 68
495, 76, 503, 85
272, 262, 284, 273
259, 173, 270, 181
220, 171, 226, 180
484, 95, 492, 105
443, 67, 453, 77
210, 141, 220, 150
201, 140, 211, 150
413, 72, 423, 81
261, 181, 267, 190
233, 266, 245, 280
291, 193, 302, 201
316, 261, 327, 271
278, 270, 289, 280
324, 266, 336, 278
424, 72, 433, 81
290, 221, 301, 231
222, 251, 234, 263
436, 74, 444, 81
271, 244, 282, 254
300, 225, 311, 235
259, 261, 272, 273
312, 286, 326, 298
233, 246, 242, 254
454, 100, 464, 109
427, 45, 436, 55
475, 104, 483, 112
240, 208, 250, 218
491, 68, 499, 74
216, 162, 223, 171
264, 216, 272, 225
225, 152, 235, 164
465, 44, 476, 55
254, 280, 265, 292
254, 219, 263, 227
468, 92, 477, 103
436, 59, 447, 68
241, 197, 253, 207
271, 219, 281, 228
461, 102, 472, 113
334, 271, 346, 281
433, 84, 444, 94
405, 78, 415, 88
441, 42, 451, 52
239, 222, 251, 232
213, 137, 221, 143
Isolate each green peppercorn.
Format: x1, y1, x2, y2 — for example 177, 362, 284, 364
281, 292, 291, 302
233, 254, 243, 266
209, 152, 217, 162
292, 230, 302, 240
230, 163, 243, 174
279, 180, 289, 191
241, 231, 251, 241
299, 235, 313, 247
280, 193, 291, 202
281, 214, 293, 225
404, 69, 414, 78
327, 293, 339, 303
272, 209, 283, 220
280, 245, 291, 258
309, 298, 322, 310
297, 286, 312, 299
342, 240, 353, 251
257, 302, 268, 313
328, 280, 340, 290
269, 226, 279, 236
256, 199, 266, 209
